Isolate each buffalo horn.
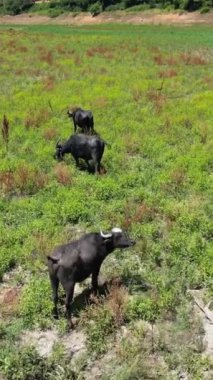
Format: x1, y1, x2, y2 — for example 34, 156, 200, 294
100, 230, 112, 239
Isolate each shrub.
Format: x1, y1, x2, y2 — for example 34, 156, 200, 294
84, 305, 115, 355
126, 296, 160, 323
19, 275, 53, 327
200, 6, 210, 12
89, 1, 102, 16
0, 345, 78, 380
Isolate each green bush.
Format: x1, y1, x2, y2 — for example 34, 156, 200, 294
126, 296, 160, 323
89, 1, 102, 15
19, 275, 53, 327
200, 5, 210, 12
0, 345, 78, 380
85, 306, 115, 354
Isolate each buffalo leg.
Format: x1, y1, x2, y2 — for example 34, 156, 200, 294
75, 157, 79, 167
91, 267, 100, 295
49, 275, 59, 319
94, 162, 100, 174
65, 282, 75, 328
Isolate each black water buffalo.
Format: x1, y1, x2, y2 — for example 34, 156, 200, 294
47, 228, 135, 327
54, 134, 106, 174
67, 107, 94, 134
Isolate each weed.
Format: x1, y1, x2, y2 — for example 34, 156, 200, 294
1, 114, 9, 151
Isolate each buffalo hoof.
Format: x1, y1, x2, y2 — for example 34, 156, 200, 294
67, 317, 78, 330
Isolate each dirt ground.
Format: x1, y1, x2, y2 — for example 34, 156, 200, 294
0, 11, 212, 26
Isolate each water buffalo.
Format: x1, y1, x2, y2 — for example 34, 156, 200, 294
47, 228, 135, 327
54, 134, 106, 174
67, 107, 94, 134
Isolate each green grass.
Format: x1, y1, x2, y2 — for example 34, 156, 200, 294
0, 23, 212, 379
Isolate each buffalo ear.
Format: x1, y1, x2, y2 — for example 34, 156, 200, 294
47, 256, 59, 264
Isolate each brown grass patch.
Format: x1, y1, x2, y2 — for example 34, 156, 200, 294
24, 108, 51, 129
108, 285, 128, 326
54, 163, 73, 186
166, 56, 178, 66
43, 75, 55, 91
39, 50, 54, 65
154, 53, 178, 66
147, 89, 166, 114
56, 44, 66, 54
0, 166, 49, 196
43, 127, 58, 141
123, 201, 157, 229
163, 167, 187, 194
15, 69, 24, 76
94, 96, 108, 108
0, 287, 20, 317
86, 46, 114, 59
7, 39, 16, 48
179, 52, 207, 65
0, 170, 15, 194
158, 69, 177, 78
17, 46, 28, 53
74, 56, 81, 65
153, 54, 165, 65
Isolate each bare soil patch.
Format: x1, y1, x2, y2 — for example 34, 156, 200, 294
0, 11, 212, 26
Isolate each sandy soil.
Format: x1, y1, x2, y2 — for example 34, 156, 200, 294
0, 11, 212, 26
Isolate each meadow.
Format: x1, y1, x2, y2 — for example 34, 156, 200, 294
0, 23, 213, 379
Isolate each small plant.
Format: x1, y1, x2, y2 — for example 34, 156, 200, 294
1, 114, 9, 152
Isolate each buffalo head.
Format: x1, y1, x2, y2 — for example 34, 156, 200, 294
54, 140, 63, 160
101, 227, 135, 249
67, 110, 73, 118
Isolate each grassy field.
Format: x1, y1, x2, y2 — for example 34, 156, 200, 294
0, 23, 213, 379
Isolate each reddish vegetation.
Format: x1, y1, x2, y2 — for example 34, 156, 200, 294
0, 167, 48, 196
123, 202, 157, 229
0, 287, 21, 317
17, 46, 28, 53
86, 46, 114, 59
179, 52, 206, 65
147, 89, 166, 114
154, 51, 207, 66
39, 50, 54, 65
158, 69, 177, 78
0, 170, 14, 194
108, 285, 128, 326
54, 163, 73, 186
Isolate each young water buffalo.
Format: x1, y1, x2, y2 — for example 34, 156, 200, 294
54, 134, 106, 174
47, 228, 135, 328
67, 107, 94, 134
